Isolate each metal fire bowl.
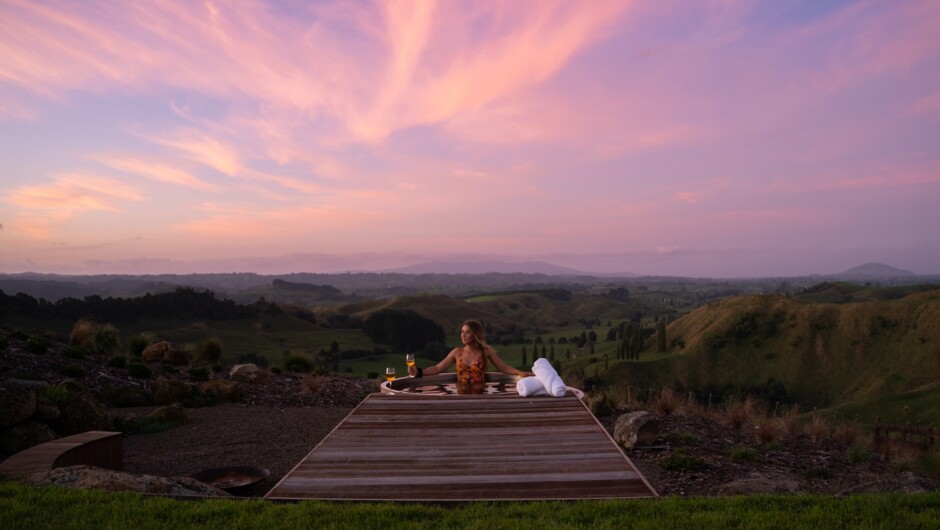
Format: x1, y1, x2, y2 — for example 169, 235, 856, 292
191, 465, 270, 490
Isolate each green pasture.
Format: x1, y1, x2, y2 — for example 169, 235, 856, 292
1, 481, 938, 530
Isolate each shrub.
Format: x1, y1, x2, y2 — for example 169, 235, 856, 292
26, 336, 50, 355
660, 448, 707, 472
39, 384, 73, 407
92, 325, 120, 356
187, 367, 209, 381
64, 346, 87, 359
832, 422, 860, 445
238, 352, 269, 368
14, 370, 44, 380
108, 356, 127, 368
56, 363, 85, 378
69, 318, 98, 347
271, 366, 282, 374
586, 392, 616, 417
162, 365, 178, 373
653, 387, 678, 416
846, 443, 875, 464
781, 404, 802, 435
283, 353, 313, 373
366, 371, 379, 379
114, 415, 177, 435
724, 397, 754, 430
199, 338, 224, 364
807, 412, 827, 442
756, 416, 783, 444
11, 330, 29, 340
729, 446, 761, 462
127, 363, 152, 379
126, 334, 150, 358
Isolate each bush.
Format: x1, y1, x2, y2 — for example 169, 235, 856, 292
69, 318, 98, 347
653, 387, 678, 416
366, 371, 379, 379
26, 336, 50, 355
127, 363, 152, 379
39, 384, 73, 407
283, 354, 313, 373
108, 356, 127, 368
199, 338, 224, 364
126, 334, 150, 358
92, 325, 120, 356
64, 345, 87, 359
660, 448, 707, 472
56, 363, 85, 378
729, 446, 761, 462
586, 392, 616, 417
270, 366, 282, 374
114, 415, 177, 435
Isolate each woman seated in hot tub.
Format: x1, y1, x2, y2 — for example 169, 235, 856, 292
408, 320, 532, 392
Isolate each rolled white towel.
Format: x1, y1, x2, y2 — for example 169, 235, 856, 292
516, 376, 548, 397
532, 358, 566, 397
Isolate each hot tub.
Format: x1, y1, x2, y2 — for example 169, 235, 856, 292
380, 372, 584, 398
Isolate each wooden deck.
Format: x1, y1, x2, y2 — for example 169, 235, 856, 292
265, 393, 657, 501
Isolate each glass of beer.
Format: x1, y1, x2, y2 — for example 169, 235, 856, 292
385, 367, 395, 382
405, 353, 415, 367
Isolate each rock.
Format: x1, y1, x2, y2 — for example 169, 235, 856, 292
229, 364, 273, 385
52, 390, 112, 436
0, 384, 38, 429
0, 420, 58, 457
141, 341, 189, 365
27, 465, 231, 497
153, 378, 195, 406
100, 385, 152, 407
613, 411, 660, 449
838, 472, 939, 495
149, 404, 187, 425
199, 380, 241, 402
716, 472, 804, 495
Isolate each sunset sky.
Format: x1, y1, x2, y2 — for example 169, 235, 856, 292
2, 0, 939, 277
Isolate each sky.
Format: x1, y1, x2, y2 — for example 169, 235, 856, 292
1, 0, 939, 278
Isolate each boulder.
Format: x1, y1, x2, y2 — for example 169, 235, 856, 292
229, 363, 273, 385
27, 465, 231, 497
52, 390, 112, 436
141, 341, 190, 365
199, 380, 241, 402
148, 404, 187, 425
0, 384, 37, 429
613, 411, 660, 449
153, 378, 196, 406
141, 341, 175, 363
0, 420, 58, 457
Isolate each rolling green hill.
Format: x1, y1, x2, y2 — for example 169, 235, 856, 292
590, 287, 940, 425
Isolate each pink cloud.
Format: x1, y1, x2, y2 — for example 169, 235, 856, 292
93, 155, 218, 191
4, 174, 142, 213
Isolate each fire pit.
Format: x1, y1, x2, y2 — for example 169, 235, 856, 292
191, 465, 270, 490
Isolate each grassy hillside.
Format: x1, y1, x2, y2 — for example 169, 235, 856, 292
591, 288, 940, 426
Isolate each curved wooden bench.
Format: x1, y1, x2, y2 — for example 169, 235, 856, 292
0, 431, 123, 478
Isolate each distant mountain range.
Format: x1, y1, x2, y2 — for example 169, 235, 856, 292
837, 262, 916, 278
383, 260, 631, 276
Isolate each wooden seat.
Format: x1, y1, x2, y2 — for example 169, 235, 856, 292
0, 431, 123, 478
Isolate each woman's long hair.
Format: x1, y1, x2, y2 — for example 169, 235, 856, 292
462, 319, 489, 370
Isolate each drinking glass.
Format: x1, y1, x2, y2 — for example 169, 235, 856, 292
405, 353, 415, 367
385, 367, 396, 382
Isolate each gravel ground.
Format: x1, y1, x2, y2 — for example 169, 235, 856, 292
121, 403, 355, 497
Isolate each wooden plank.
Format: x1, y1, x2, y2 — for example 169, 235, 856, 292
0, 431, 123, 477
265, 394, 657, 501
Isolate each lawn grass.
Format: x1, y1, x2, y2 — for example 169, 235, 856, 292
0, 481, 937, 529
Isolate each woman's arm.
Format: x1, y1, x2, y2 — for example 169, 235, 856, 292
409, 348, 458, 377
485, 346, 533, 377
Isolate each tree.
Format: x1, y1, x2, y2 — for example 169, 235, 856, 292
656, 319, 667, 352
330, 339, 340, 354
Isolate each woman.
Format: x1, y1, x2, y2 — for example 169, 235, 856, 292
408, 320, 532, 390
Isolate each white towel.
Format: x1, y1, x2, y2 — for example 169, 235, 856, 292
516, 376, 548, 396
532, 358, 566, 397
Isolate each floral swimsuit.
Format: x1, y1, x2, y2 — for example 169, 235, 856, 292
456, 350, 486, 386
